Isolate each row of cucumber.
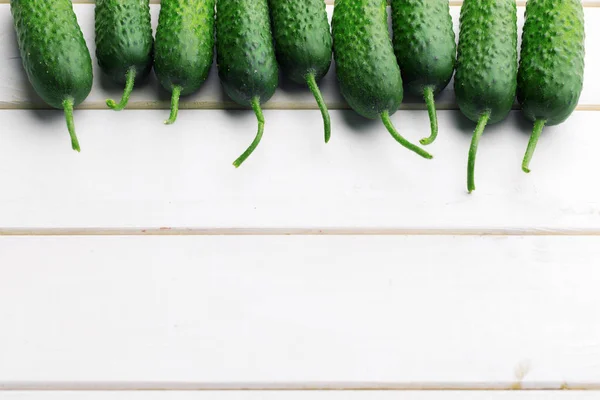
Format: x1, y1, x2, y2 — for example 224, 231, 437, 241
9, 0, 585, 192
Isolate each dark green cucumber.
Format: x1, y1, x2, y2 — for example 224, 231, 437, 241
268, 0, 333, 143
454, 0, 518, 192
154, 0, 215, 124
517, 0, 585, 173
95, 0, 154, 111
10, 0, 93, 152
332, 0, 432, 160
391, 0, 456, 145
216, 0, 279, 167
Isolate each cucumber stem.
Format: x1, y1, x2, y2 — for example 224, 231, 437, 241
380, 111, 433, 159
467, 110, 491, 193
420, 86, 438, 145
522, 119, 546, 173
164, 85, 182, 125
62, 98, 80, 152
306, 72, 331, 143
106, 67, 136, 111
233, 97, 265, 168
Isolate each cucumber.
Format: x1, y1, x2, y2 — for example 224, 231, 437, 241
95, 0, 154, 111
154, 0, 215, 124
216, 0, 279, 168
332, 0, 432, 160
391, 0, 456, 145
10, 0, 93, 152
454, 0, 518, 193
517, 0, 585, 173
268, 0, 333, 143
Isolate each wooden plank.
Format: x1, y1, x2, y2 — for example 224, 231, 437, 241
0, 392, 599, 400
0, 235, 599, 387
0, 109, 598, 232
0, 5, 599, 110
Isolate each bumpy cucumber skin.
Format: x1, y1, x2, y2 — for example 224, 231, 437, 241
216, 0, 278, 106
154, 0, 215, 96
10, 0, 93, 109
268, 0, 332, 84
454, 0, 518, 124
332, 0, 403, 120
517, 0, 585, 126
391, 0, 456, 97
95, 0, 154, 85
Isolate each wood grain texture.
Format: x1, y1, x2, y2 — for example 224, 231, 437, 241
1, 0, 599, 395
0, 5, 599, 110
0, 109, 598, 232
0, 235, 599, 387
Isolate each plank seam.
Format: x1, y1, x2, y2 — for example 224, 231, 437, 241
1, 228, 600, 236
1, 104, 600, 112
0, 382, 599, 391
0, 385, 598, 391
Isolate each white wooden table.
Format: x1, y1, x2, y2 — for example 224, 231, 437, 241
1, 1, 600, 399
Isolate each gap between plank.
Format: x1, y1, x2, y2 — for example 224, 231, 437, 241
1, 102, 600, 112
0, 382, 598, 391
1, 227, 600, 236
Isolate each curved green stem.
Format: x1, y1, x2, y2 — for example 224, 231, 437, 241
467, 110, 491, 193
106, 67, 136, 111
62, 98, 80, 152
164, 85, 182, 125
522, 119, 546, 173
306, 72, 331, 143
380, 111, 433, 159
420, 86, 438, 145
233, 97, 265, 168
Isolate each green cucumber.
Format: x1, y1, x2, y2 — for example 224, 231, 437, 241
216, 0, 279, 167
154, 0, 215, 124
95, 0, 154, 111
332, 0, 432, 160
10, 0, 93, 152
268, 0, 333, 143
517, 0, 585, 173
391, 0, 456, 145
454, 0, 518, 192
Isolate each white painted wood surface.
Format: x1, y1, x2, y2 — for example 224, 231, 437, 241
0, 109, 599, 232
0, 5, 599, 110
0, 392, 598, 400
0, 4, 598, 232
1, 235, 599, 387
1, 0, 600, 398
